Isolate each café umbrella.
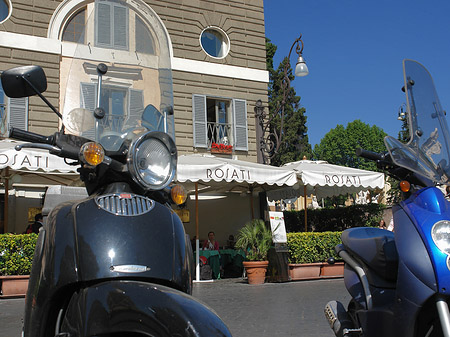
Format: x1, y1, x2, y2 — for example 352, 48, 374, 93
267, 160, 385, 231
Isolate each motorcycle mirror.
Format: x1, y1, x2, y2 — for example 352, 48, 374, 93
63, 108, 96, 135
1, 65, 47, 98
142, 104, 164, 131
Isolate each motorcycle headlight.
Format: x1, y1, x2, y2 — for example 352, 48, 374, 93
127, 131, 177, 190
431, 220, 450, 255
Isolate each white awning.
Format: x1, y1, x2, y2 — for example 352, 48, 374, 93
176, 154, 298, 193
0, 140, 79, 174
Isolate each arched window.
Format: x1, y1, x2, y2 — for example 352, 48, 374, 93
62, 8, 85, 43
60, 3, 156, 55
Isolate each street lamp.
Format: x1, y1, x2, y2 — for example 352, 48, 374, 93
254, 34, 309, 164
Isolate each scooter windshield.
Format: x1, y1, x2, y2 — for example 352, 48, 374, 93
385, 60, 450, 184
60, 0, 175, 151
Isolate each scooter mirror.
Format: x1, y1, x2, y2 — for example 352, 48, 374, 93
1, 65, 47, 98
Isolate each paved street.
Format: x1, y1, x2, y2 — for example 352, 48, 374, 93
0, 278, 347, 337
193, 278, 348, 337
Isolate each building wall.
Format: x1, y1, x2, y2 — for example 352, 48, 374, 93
0, 0, 268, 162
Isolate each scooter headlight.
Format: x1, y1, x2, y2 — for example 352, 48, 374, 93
127, 131, 177, 190
431, 220, 450, 255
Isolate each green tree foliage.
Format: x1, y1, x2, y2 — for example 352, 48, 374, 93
313, 120, 387, 171
266, 38, 312, 166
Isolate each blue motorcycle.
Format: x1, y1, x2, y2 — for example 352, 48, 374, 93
325, 60, 450, 337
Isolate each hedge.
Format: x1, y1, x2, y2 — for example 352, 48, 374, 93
286, 232, 342, 264
284, 203, 385, 232
0, 234, 38, 275
0, 232, 344, 275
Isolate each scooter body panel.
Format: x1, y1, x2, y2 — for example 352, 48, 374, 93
61, 280, 231, 337
23, 195, 193, 337
400, 187, 450, 293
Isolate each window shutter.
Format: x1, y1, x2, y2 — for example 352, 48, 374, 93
192, 94, 207, 148
113, 5, 128, 49
129, 89, 143, 118
8, 97, 28, 134
96, 2, 111, 46
233, 99, 248, 151
80, 83, 97, 111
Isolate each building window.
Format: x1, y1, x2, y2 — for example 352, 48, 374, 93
0, 82, 28, 137
0, 0, 10, 23
135, 16, 155, 55
80, 82, 143, 148
193, 95, 247, 151
200, 27, 230, 59
95, 1, 128, 50
207, 99, 231, 148
62, 9, 86, 43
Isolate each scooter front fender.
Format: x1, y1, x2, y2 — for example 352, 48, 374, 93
60, 280, 232, 337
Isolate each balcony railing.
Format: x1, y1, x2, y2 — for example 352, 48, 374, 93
207, 122, 232, 149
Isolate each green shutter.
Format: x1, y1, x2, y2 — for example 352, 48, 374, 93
193, 94, 207, 148
233, 99, 248, 151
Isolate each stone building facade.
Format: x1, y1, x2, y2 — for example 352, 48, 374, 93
0, 0, 268, 161
0, 0, 269, 234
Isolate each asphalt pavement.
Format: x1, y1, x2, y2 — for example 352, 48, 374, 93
0, 278, 348, 337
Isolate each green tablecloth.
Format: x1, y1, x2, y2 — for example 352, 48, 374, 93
197, 249, 246, 279
198, 250, 221, 279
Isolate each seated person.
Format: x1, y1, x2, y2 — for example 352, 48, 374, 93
226, 234, 235, 249
202, 231, 220, 251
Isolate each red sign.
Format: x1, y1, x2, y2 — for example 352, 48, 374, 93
211, 142, 233, 154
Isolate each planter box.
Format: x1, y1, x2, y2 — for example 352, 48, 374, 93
0, 275, 29, 298
288, 262, 344, 281
320, 262, 344, 278
288, 263, 322, 281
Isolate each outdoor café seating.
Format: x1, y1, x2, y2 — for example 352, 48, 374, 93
196, 249, 245, 279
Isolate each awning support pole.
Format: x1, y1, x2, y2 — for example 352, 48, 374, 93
304, 185, 307, 232
195, 182, 200, 282
4, 167, 8, 233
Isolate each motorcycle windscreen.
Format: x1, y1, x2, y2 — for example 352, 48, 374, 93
385, 60, 450, 184
60, 0, 175, 151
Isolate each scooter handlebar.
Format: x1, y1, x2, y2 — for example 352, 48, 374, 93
9, 127, 54, 145
356, 148, 386, 162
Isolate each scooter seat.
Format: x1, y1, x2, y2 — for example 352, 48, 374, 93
341, 227, 398, 282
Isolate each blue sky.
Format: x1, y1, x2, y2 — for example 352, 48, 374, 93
263, 0, 450, 148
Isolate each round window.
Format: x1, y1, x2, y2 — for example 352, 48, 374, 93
200, 27, 230, 59
0, 0, 10, 23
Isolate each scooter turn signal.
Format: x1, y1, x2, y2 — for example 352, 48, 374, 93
80, 142, 105, 166
171, 184, 187, 205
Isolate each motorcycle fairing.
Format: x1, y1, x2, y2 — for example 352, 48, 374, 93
400, 186, 450, 293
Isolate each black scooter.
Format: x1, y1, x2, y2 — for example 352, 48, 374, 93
1, 1, 232, 336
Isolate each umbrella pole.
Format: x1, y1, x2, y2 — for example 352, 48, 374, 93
195, 182, 200, 282
4, 168, 8, 234
249, 187, 254, 219
304, 185, 307, 232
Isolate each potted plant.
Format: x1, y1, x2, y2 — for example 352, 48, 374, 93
235, 219, 273, 285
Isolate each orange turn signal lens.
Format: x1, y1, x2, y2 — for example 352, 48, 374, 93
171, 184, 187, 205
80, 142, 105, 166
399, 180, 411, 193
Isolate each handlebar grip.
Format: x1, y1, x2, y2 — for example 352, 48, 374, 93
9, 127, 54, 144
356, 148, 385, 161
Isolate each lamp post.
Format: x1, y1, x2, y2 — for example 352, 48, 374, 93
255, 34, 309, 165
